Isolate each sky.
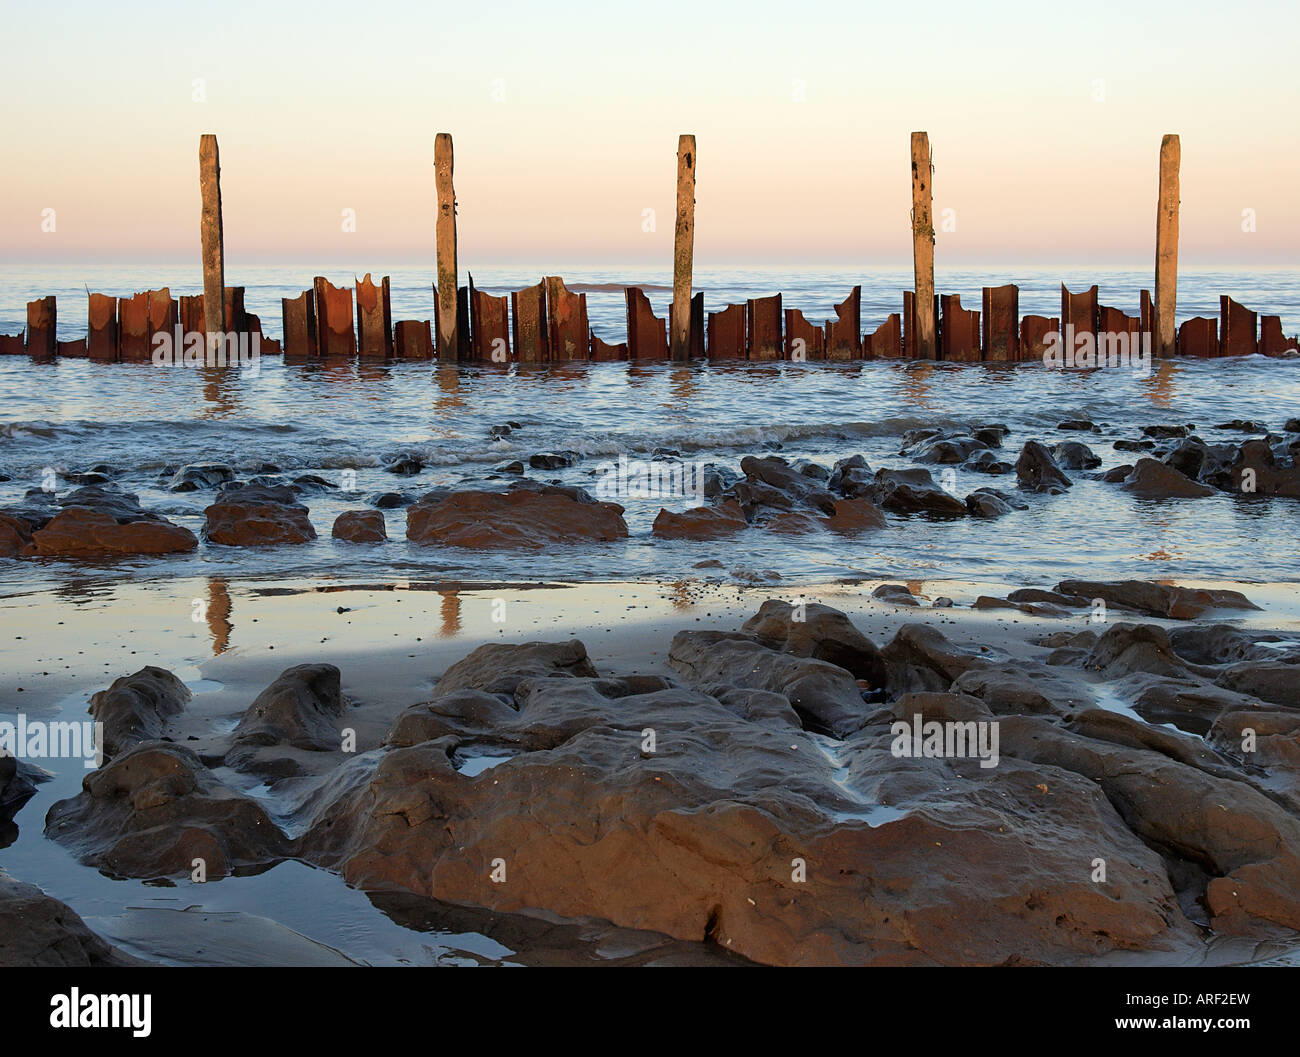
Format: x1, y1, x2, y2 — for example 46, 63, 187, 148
1, 0, 1297, 267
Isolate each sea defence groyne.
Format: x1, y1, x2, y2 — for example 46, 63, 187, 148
3, 133, 1296, 364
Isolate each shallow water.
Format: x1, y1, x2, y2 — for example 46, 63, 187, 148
2, 349, 1298, 591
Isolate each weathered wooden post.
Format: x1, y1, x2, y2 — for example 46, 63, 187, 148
910, 132, 936, 360
1154, 134, 1180, 358
671, 134, 696, 361
435, 133, 459, 360
199, 134, 226, 345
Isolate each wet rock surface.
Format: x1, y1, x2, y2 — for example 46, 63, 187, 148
0, 869, 142, 966
204, 484, 316, 546
407, 487, 628, 548
38, 585, 1300, 965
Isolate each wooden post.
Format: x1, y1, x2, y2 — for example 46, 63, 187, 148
435, 133, 459, 360
1155, 134, 1180, 359
671, 134, 696, 361
910, 132, 936, 360
199, 134, 226, 344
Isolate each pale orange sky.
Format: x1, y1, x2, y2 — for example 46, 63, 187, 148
2, 0, 1296, 265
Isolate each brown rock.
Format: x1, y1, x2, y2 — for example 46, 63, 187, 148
652, 500, 748, 540
332, 510, 387, 543
407, 489, 627, 549
25, 508, 197, 557
45, 743, 291, 879
204, 485, 316, 546
0, 870, 141, 966
89, 666, 192, 761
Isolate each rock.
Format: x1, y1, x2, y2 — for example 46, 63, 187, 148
332, 510, 387, 543
62, 470, 113, 486
433, 639, 599, 699
295, 655, 1198, 966
1120, 458, 1215, 498
738, 456, 837, 514
384, 455, 425, 476
824, 497, 887, 533
1223, 440, 1300, 497
1050, 441, 1101, 470
668, 630, 868, 737
1055, 580, 1259, 621
1057, 419, 1099, 431
1, 756, 50, 846
367, 491, 415, 509
1213, 662, 1300, 709
973, 425, 1009, 447
1015, 441, 1071, 492
529, 451, 578, 470
89, 666, 192, 761
292, 474, 337, 493
652, 500, 748, 540
866, 468, 967, 516
1142, 424, 1192, 439
963, 449, 1012, 475
701, 464, 741, 498
203, 484, 316, 546
45, 743, 291, 878
495, 461, 525, 475
1101, 465, 1134, 483
407, 489, 627, 548
998, 714, 1300, 935
1168, 625, 1296, 666
1081, 623, 1196, 678
1114, 439, 1155, 452
872, 583, 920, 606
741, 599, 888, 689
880, 623, 988, 694
0, 513, 32, 557
168, 462, 235, 492
24, 507, 198, 557
951, 665, 1083, 716
1216, 420, 1267, 432
965, 487, 1021, 518
0, 870, 140, 966
230, 664, 348, 752
907, 433, 989, 464
765, 512, 824, 534
828, 455, 873, 497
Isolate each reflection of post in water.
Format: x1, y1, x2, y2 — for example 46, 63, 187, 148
432, 362, 464, 413
207, 577, 232, 654
898, 361, 936, 410
1142, 358, 1177, 409
439, 589, 462, 637
198, 365, 237, 418
668, 365, 697, 406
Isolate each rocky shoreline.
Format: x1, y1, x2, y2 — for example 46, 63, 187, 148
2, 416, 1298, 558
5, 579, 1299, 966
